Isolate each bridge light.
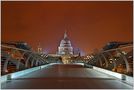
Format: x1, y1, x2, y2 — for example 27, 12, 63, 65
109, 58, 113, 60
91, 55, 94, 58
5, 69, 8, 73
110, 61, 113, 63
122, 51, 127, 55
128, 56, 132, 58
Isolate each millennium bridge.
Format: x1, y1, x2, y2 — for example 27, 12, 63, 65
1, 42, 133, 89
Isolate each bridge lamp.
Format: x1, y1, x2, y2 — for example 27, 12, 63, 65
91, 55, 94, 58
110, 58, 112, 60
122, 51, 127, 55
5, 69, 8, 73
110, 61, 113, 64
128, 56, 132, 58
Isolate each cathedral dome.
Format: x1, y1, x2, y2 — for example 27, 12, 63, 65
58, 31, 73, 55
60, 37, 71, 47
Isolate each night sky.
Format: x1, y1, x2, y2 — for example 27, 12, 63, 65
1, 1, 133, 55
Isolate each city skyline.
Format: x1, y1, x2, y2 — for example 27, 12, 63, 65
2, 1, 133, 55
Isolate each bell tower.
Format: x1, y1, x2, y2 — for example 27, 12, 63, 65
37, 43, 43, 53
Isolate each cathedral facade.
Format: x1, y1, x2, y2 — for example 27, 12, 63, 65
58, 32, 73, 55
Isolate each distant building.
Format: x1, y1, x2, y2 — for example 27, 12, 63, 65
37, 43, 43, 53
102, 41, 132, 51
2, 41, 32, 50
58, 31, 73, 55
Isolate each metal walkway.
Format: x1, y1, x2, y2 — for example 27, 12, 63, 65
1, 64, 132, 89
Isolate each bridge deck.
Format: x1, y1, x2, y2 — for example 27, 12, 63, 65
2, 64, 132, 89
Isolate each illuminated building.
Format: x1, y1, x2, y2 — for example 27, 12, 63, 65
37, 43, 43, 53
58, 31, 73, 55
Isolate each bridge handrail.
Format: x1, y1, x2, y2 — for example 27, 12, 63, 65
86, 45, 133, 75
92, 66, 133, 86
1, 63, 56, 83
1, 45, 48, 75
2, 45, 36, 54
